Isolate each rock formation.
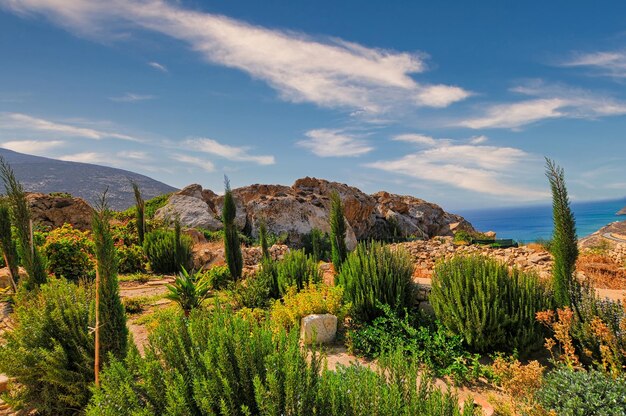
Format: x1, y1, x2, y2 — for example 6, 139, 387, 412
27, 193, 95, 231
156, 177, 474, 247
617, 206, 626, 215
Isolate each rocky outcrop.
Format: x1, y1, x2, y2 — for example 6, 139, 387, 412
156, 177, 474, 247
617, 207, 626, 215
27, 193, 95, 231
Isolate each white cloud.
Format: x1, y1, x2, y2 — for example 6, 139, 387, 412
457, 81, 626, 129
561, 51, 626, 78
392, 133, 439, 146
0, 0, 470, 113
1, 139, 65, 155
148, 61, 168, 72
367, 135, 548, 199
171, 153, 215, 172
58, 152, 109, 164
109, 93, 155, 102
184, 138, 275, 165
469, 135, 488, 144
116, 151, 150, 161
297, 129, 373, 157
0, 112, 141, 141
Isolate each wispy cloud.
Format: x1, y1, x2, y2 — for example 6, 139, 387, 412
109, 92, 155, 102
116, 150, 150, 161
0, 0, 470, 113
367, 134, 548, 199
392, 133, 440, 146
171, 153, 215, 172
0, 112, 141, 141
58, 152, 109, 164
560, 51, 626, 78
148, 61, 168, 72
0, 139, 65, 155
457, 81, 626, 129
297, 129, 374, 157
184, 138, 275, 165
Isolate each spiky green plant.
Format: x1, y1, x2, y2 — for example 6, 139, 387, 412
130, 181, 145, 246
223, 176, 243, 280
0, 199, 19, 289
337, 241, 414, 323
276, 248, 321, 294
329, 191, 348, 271
546, 158, 579, 308
143, 227, 192, 274
92, 194, 128, 363
430, 255, 551, 354
0, 156, 46, 288
0, 279, 95, 415
259, 219, 270, 260
165, 267, 211, 317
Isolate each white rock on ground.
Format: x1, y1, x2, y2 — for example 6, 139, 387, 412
300, 314, 337, 345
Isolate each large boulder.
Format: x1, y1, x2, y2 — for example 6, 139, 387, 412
155, 177, 474, 247
27, 193, 95, 231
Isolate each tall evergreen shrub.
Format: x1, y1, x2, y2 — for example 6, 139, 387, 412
329, 191, 347, 271
143, 226, 192, 274
223, 177, 243, 280
546, 158, 579, 308
259, 219, 269, 259
337, 241, 414, 323
92, 196, 128, 363
131, 181, 145, 246
0, 199, 19, 288
0, 156, 46, 288
430, 255, 551, 353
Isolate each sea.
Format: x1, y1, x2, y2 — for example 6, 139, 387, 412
457, 198, 626, 243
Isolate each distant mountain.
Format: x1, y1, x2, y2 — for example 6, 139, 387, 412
0, 148, 177, 210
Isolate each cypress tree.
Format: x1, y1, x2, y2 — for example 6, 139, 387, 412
223, 177, 243, 280
92, 193, 128, 365
546, 158, 579, 307
131, 181, 145, 246
0, 156, 46, 288
0, 199, 18, 290
329, 191, 347, 271
259, 219, 269, 260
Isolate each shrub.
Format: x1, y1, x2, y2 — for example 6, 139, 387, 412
88, 305, 474, 416
144, 193, 171, 220
276, 249, 322, 294
0, 200, 19, 288
205, 264, 232, 290
49, 191, 72, 198
42, 223, 94, 281
0, 156, 47, 287
303, 228, 332, 262
122, 297, 143, 314
92, 198, 128, 364
546, 158, 579, 308
223, 177, 243, 280
199, 228, 224, 241
259, 219, 269, 259
230, 276, 272, 309
337, 242, 414, 323
116, 244, 146, 274
348, 303, 482, 381
165, 268, 211, 317
453, 230, 473, 244
536, 367, 626, 415
270, 283, 344, 332
0, 279, 94, 414
431, 255, 551, 354
143, 227, 192, 274
131, 181, 145, 246
329, 191, 348, 271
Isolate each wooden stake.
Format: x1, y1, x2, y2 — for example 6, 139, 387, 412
94, 262, 100, 387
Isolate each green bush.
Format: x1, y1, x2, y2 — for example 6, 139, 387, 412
329, 191, 348, 271
348, 303, 482, 381
230, 271, 274, 309
223, 178, 243, 280
122, 297, 143, 314
205, 264, 232, 289
87, 305, 475, 416
303, 228, 332, 262
42, 223, 94, 281
165, 268, 211, 317
337, 242, 414, 323
276, 249, 321, 294
0, 279, 94, 414
143, 227, 192, 274
116, 244, 146, 274
430, 255, 552, 354
537, 367, 626, 415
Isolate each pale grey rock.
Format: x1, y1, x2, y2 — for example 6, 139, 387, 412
300, 314, 337, 345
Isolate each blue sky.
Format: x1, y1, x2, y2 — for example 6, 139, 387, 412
1, 0, 626, 210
